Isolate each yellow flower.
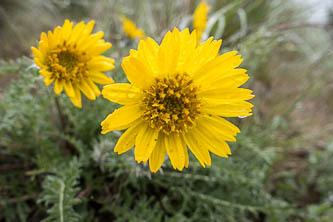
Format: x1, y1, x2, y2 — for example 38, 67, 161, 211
120, 15, 145, 40
31, 20, 115, 108
193, 0, 210, 43
101, 28, 254, 172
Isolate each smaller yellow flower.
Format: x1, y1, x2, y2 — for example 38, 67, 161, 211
120, 15, 145, 40
31, 20, 115, 108
193, 0, 210, 43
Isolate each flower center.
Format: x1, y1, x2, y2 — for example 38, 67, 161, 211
142, 73, 201, 134
46, 41, 89, 82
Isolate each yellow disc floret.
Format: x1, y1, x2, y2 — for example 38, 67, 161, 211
142, 74, 200, 134
46, 41, 89, 82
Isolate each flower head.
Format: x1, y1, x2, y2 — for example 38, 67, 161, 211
31, 20, 115, 108
193, 0, 210, 43
120, 15, 145, 40
101, 28, 254, 172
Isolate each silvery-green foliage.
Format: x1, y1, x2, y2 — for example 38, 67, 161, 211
38, 158, 82, 222
0, 0, 333, 221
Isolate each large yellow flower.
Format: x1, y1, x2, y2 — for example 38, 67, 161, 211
120, 15, 145, 40
101, 28, 254, 172
193, 0, 210, 43
31, 20, 115, 108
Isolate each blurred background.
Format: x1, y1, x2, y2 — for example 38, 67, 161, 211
0, 0, 333, 221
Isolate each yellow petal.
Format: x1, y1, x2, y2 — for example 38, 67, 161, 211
40, 32, 48, 42
184, 37, 221, 75
31, 47, 43, 61
102, 83, 141, 105
134, 123, 159, 163
78, 80, 96, 100
181, 135, 189, 168
47, 31, 56, 49
149, 133, 167, 173
88, 61, 115, 72
196, 116, 236, 144
34, 58, 44, 68
177, 28, 197, 73
76, 20, 96, 47
199, 115, 240, 137
64, 80, 75, 98
86, 42, 112, 56
159, 28, 180, 75
38, 41, 48, 55
200, 69, 248, 89
68, 21, 85, 44
201, 101, 254, 117
121, 56, 154, 89
165, 133, 186, 171
89, 72, 114, 84
114, 121, 143, 154
138, 38, 160, 75
61, 19, 73, 41
40, 69, 52, 77
54, 79, 64, 95
86, 79, 101, 97
53, 26, 62, 45
44, 77, 54, 86
90, 56, 115, 65
69, 87, 82, 108
83, 20, 95, 36
101, 104, 143, 134
199, 88, 255, 101
88, 56, 115, 72
184, 132, 211, 167
193, 51, 242, 80
191, 127, 229, 158
80, 32, 104, 51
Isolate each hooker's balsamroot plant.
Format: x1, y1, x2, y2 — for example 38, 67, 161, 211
31, 20, 115, 108
4, 0, 332, 221
101, 28, 254, 172
120, 15, 146, 40
193, 0, 210, 43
